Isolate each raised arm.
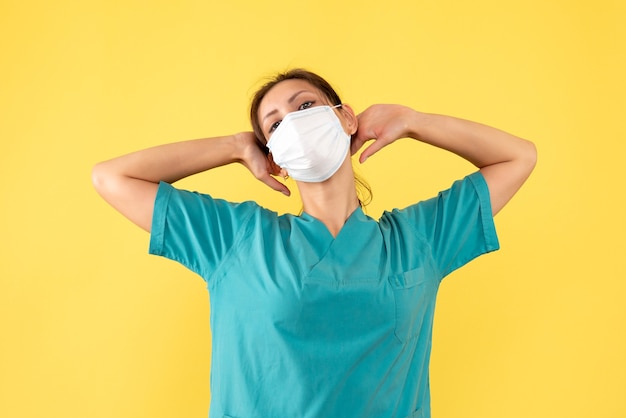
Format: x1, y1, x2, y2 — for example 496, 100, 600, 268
352, 104, 537, 215
92, 132, 289, 232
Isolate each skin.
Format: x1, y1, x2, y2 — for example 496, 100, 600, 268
92, 78, 537, 238
353, 104, 537, 217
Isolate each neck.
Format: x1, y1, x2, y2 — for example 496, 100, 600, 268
297, 157, 360, 238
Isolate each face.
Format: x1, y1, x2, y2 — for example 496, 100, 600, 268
257, 79, 356, 143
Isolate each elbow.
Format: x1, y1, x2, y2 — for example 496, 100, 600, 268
523, 139, 538, 174
512, 140, 538, 186
91, 162, 108, 196
502, 139, 538, 186
505, 138, 537, 177
91, 161, 122, 199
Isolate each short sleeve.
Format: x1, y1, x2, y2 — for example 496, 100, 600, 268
149, 181, 257, 281
392, 171, 500, 279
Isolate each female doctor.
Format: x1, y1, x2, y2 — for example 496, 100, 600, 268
92, 69, 536, 418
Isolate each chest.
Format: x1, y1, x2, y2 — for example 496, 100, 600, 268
209, 223, 439, 345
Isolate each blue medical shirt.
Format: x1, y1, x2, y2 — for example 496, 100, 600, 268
149, 172, 499, 418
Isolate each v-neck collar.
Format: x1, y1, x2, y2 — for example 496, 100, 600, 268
296, 207, 383, 286
300, 206, 365, 240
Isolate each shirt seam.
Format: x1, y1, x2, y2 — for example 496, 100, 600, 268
205, 204, 257, 289
400, 214, 443, 281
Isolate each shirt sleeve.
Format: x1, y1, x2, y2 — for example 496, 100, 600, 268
149, 181, 257, 281
391, 171, 500, 279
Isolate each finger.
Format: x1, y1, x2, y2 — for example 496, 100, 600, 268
259, 173, 291, 196
352, 127, 378, 156
359, 139, 388, 163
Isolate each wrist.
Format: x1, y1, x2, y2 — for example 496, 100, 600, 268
232, 132, 261, 165
405, 109, 429, 140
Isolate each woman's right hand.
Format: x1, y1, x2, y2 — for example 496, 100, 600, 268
235, 132, 291, 196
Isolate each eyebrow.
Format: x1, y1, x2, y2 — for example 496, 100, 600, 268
261, 90, 310, 124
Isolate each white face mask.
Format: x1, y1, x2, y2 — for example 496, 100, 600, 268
266, 104, 350, 183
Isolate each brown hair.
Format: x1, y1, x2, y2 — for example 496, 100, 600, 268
249, 68, 372, 207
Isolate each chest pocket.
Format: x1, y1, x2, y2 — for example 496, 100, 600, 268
404, 408, 424, 418
388, 267, 436, 344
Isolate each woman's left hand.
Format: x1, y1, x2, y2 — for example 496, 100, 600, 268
351, 104, 417, 163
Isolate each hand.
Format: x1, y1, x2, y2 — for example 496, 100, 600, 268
351, 104, 417, 163
235, 132, 291, 196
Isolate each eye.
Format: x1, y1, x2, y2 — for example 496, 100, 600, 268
268, 120, 281, 134
267, 101, 315, 135
299, 101, 314, 110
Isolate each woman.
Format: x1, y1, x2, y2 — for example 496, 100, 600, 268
92, 69, 536, 418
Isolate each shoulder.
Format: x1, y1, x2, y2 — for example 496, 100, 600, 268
153, 181, 286, 233
157, 181, 265, 212
377, 171, 494, 253
379, 172, 499, 278
381, 172, 490, 223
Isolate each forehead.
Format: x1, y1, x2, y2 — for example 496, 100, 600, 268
258, 79, 322, 117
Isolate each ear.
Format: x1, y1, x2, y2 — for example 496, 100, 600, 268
339, 103, 358, 135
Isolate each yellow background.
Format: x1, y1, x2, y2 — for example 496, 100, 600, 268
1, 0, 624, 417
